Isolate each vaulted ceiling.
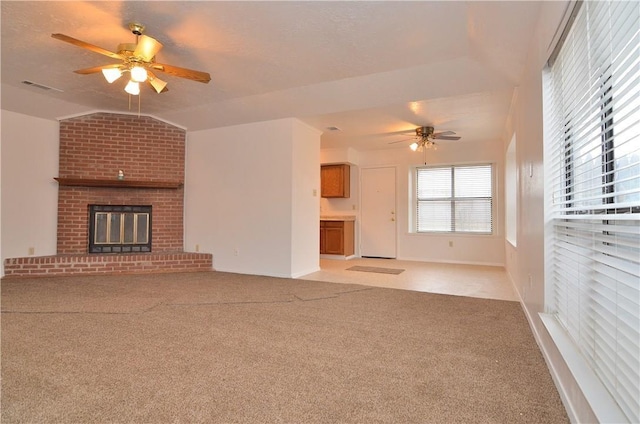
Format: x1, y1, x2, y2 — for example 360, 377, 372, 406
1, 1, 545, 150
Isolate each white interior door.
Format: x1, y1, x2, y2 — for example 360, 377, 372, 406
360, 167, 396, 258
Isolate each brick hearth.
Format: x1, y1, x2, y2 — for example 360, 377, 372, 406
3, 252, 212, 278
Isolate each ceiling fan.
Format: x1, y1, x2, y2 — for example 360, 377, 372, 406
389, 126, 461, 151
51, 23, 211, 96
389, 126, 461, 164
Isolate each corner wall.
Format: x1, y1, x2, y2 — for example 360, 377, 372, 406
184, 118, 320, 278
1, 110, 213, 278
1, 110, 59, 276
291, 121, 322, 277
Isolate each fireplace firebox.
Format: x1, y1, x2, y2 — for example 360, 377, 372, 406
89, 205, 152, 253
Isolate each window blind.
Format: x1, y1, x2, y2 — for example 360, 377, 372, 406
544, 1, 640, 422
416, 164, 492, 233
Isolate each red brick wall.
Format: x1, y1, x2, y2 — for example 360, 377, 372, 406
57, 113, 185, 254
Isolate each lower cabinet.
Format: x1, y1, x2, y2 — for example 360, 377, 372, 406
320, 220, 354, 256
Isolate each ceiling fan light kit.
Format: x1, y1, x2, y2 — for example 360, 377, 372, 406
101, 68, 122, 83
51, 22, 211, 103
130, 66, 148, 83
124, 80, 140, 96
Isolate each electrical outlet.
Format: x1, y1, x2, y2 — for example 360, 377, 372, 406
234, 248, 240, 256
195, 244, 200, 252
352, 204, 356, 210
313, 189, 317, 197
448, 241, 453, 247
28, 247, 35, 255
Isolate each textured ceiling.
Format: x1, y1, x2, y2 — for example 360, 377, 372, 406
1, 1, 545, 150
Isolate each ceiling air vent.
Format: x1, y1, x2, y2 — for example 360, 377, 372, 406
21, 80, 63, 92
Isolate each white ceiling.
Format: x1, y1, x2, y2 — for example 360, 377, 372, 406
1, 1, 543, 151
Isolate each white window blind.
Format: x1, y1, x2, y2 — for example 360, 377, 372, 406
544, 1, 640, 422
416, 164, 492, 233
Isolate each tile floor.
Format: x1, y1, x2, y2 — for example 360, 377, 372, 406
299, 257, 519, 301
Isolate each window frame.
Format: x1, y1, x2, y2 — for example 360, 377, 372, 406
413, 163, 494, 235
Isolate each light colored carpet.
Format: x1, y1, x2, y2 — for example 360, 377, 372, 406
346, 266, 405, 275
1, 271, 568, 423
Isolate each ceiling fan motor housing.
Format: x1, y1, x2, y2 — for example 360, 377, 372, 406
416, 126, 435, 137
117, 43, 137, 56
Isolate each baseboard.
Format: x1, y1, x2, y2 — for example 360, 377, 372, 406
396, 256, 505, 267
320, 254, 355, 260
290, 267, 321, 279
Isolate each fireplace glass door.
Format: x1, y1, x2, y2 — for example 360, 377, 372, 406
89, 205, 152, 253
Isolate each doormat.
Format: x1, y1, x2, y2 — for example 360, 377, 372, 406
346, 266, 404, 275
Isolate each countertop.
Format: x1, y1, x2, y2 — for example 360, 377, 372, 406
320, 215, 356, 221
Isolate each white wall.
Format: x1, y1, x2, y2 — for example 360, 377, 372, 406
348, 138, 506, 266
1, 110, 59, 276
320, 147, 360, 166
184, 118, 320, 278
290, 120, 322, 277
504, 1, 597, 422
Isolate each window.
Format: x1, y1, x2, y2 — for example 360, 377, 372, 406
544, 1, 640, 422
505, 135, 517, 246
415, 164, 492, 234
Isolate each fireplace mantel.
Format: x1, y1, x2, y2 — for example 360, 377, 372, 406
54, 178, 183, 189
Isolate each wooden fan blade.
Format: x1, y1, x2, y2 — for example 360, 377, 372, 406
51, 33, 123, 60
134, 35, 163, 62
433, 131, 456, 137
382, 129, 416, 136
388, 137, 415, 144
151, 63, 211, 83
73, 63, 121, 75
433, 135, 461, 141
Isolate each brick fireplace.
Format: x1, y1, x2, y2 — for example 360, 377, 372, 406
3, 112, 212, 277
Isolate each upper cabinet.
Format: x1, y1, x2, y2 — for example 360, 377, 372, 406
321, 164, 350, 198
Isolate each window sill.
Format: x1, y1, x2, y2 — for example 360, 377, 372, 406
405, 231, 497, 238
539, 313, 628, 424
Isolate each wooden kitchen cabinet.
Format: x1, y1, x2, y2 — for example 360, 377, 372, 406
321, 164, 350, 198
320, 220, 354, 256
